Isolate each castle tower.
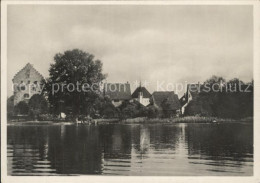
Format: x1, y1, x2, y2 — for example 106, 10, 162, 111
12, 63, 44, 105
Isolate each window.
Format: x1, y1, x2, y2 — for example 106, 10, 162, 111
20, 81, 23, 83
24, 93, 29, 98
20, 85, 26, 91
34, 81, 38, 85
27, 80, 30, 84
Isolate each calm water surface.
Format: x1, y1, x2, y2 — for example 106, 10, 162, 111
7, 123, 253, 176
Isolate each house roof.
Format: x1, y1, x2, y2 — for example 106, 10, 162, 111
132, 86, 151, 98
152, 91, 181, 110
12, 63, 44, 82
104, 83, 132, 100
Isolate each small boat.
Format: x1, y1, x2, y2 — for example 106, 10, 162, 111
212, 120, 217, 123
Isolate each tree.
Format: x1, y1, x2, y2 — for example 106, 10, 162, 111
121, 105, 138, 119
81, 94, 119, 119
205, 75, 226, 85
119, 101, 138, 119
145, 105, 159, 118
118, 100, 145, 119
161, 98, 174, 118
184, 95, 213, 117
14, 101, 29, 115
101, 103, 119, 119
7, 96, 15, 119
184, 76, 253, 119
204, 75, 226, 92
118, 100, 157, 119
28, 94, 49, 120
45, 49, 107, 118
226, 78, 245, 92
97, 97, 119, 118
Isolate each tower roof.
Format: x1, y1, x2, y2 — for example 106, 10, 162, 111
132, 86, 151, 98
12, 63, 44, 82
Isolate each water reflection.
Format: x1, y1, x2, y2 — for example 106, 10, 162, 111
186, 124, 253, 174
7, 123, 253, 176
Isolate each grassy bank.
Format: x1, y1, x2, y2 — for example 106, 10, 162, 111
7, 118, 120, 125
7, 121, 74, 126
120, 116, 253, 124
7, 116, 253, 125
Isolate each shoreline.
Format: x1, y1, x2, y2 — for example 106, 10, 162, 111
7, 116, 253, 126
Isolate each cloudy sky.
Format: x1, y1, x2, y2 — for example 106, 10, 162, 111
7, 5, 253, 96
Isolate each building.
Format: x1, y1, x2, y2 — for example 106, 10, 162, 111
131, 85, 151, 106
12, 63, 44, 105
103, 82, 132, 107
151, 91, 181, 117
180, 83, 201, 114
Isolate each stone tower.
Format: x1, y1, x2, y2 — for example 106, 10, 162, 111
12, 63, 44, 106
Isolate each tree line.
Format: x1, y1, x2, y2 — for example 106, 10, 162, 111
7, 49, 253, 121
184, 76, 253, 119
8, 49, 160, 121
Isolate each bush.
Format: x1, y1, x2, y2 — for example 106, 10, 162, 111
118, 101, 160, 119
7, 96, 15, 120
28, 94, 48, 111
119, 100, 148, 119
93, 96, 119, 118
38, 114, 65, 121
14, 101, 29, 115
120, 103, 138, 119
101, 104, 119, 118
145, 105, 159, 118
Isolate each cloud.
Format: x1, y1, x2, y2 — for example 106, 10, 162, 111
7, 5, 253, 97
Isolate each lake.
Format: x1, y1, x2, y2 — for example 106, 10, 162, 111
7, 123, 253, 176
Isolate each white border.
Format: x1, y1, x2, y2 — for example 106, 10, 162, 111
1, 1, 260, 183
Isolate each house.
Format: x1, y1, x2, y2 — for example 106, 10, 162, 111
180, 83, 202, 114
103, 82, 132, 107
151, 91, 181, 117
12, 63, 44, 106
131, 85, 151, 106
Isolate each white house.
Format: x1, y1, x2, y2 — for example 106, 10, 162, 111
131, 86, 151, 106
